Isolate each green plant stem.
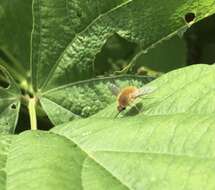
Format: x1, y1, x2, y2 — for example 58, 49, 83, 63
28, 97, 37, 130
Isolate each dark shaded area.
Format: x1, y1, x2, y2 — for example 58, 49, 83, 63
15, 104, 54, 134
184, 14, 215, 65
94, 33, 137, 75
0, 0, 32, 70
37, 115, 54, 131
37, 102, 54, 131
15, 105, 30, 133
0, 69, 10, 88
124, 102, 143, 117
132, 36, 186, 73
0, 48, 13, 65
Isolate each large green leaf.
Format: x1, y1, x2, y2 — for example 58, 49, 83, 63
0, 0, 32, 73
130, 35, 187, 73
33, 0, 215, 91
52, 114, 215, 190
1, 65, 215, 189
0, 131, 131, 190
0, 68, 20, 134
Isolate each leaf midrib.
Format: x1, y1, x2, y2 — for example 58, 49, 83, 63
41, 75, 153, 95
39, 0, 215, 93
90, 150, 215, 161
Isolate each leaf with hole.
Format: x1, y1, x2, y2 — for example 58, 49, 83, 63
0, 0, 215, 132
34, 0, 215, 127
0, 68, 20, 133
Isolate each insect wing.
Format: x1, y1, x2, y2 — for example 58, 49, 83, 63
108, 83, 120, 96
134, 86, 156, 98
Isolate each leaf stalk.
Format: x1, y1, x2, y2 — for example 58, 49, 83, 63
28, 97, 37, 130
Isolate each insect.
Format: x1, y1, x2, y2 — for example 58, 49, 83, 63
108, 83, 155, 117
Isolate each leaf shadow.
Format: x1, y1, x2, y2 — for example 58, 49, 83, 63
124, 102, 144, 116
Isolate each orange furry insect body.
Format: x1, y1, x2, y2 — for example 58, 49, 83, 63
108, 83, 155, 116
117, 86, 139, 112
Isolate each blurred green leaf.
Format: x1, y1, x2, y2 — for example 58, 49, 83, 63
131, 36, 187, 73
185, 14, 215, 65
0, 0, 32, 74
